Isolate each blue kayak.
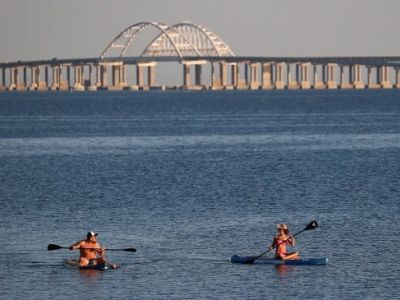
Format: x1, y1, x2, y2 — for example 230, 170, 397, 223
231, 255, 328, 265
64, 258, 109, 270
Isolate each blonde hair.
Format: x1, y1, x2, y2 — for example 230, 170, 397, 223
276, 223, 289, 234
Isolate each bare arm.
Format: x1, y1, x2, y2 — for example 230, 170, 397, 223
69, 240, 83, 250
95, 243, 105, 256
268, 237, 277, 250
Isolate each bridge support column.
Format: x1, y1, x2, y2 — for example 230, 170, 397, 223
396, 68, 400, 89
14, 67, 19, 91
66, 66, 71, 90
19, 67, 27, 91
39, 67, 45, 90
195, 64, 202, 86
73, 65, 84, 91
244, 63, 249, 88
367, 66, 379, 89
137, 65, 145, 89
111, 65, 123, 90
380, 66, 392, 89
274, 63, 285, 89
235, 62, 247, 90
51, 66, 60, 90
249, 63, 260, 90
148, 65, 156, 88
0, 68, 5, 91
183, 63, 191, 89
111, 64, 127, 89
120, 65, 127, 88
314, 65, 326, 89
353, 64, 364, 89
86, 65, 94, 91
136, 62, 156, 90
34, 66, 44, 91
97, 65, 108, 90
16, 67, 26, 91
86, 65, 97, 91
7, 68, 13, 91
100, 65, 108, 89
220, 62, 228, 89
340, 65, 353, 89
210, 62, 222, 90
112, 65, 119, 89
262, 63, 273, 90
300, 63, 311, 89
58, 65, 68, 91
367, 67, 373, 89
313, 64, 325, 90
287, 64, 298, 89
95, 65, 101, 88
7, 67, 17, 91
29, 67, 37, 91
31, 66, 44, 91
72, 66, 80, 90
348, 65, 355, 89
12, 67, 21, 91
312, 64, 317, 88
44, 66, 49, 90
210, 63, 215, 89
230, 64, 238, 88
327, 64, 337, 89
182, 60, 205, 90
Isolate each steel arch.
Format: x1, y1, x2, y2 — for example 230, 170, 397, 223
171, 22, 235, 57
141, 22, 234, 57
100, 21, 235, 59
100, 21, 200, 59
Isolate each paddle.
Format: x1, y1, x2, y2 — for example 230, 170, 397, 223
242, 220, 318, 264
47, 244, 136, 252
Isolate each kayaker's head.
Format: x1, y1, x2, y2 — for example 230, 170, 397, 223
86, 231, 98, 242
276, 223, 289, 235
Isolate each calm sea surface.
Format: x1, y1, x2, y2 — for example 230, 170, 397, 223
0, 90, 399, 299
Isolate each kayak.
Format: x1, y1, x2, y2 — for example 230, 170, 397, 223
64, 258, 109, 271
231, 255, 328, 265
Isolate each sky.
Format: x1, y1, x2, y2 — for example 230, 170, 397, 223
0, 0, 399, 63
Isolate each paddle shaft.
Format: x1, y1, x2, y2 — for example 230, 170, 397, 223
47, 244, 136, 252
77, 247, 136, 252
61, 246, 123, 251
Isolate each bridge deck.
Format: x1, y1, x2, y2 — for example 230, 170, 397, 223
1, 56, 400, 68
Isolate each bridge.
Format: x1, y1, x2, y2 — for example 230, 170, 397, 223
1, 21, 400, 92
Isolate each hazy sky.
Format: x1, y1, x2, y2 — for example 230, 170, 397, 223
0, 0, 399, 62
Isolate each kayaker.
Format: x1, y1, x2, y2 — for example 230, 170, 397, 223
268, 223, 299, 260
69, 231, 117, 269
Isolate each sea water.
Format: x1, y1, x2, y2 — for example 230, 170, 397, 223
0, 90, 399, 299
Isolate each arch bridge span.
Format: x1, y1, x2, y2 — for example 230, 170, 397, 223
1, 21, 400, 91
100, 21, 235, 59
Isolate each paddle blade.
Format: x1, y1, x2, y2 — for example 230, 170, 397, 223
122, 248, 136, 252
47, 244, 63, 251
231, 255, 255, 264
304, 220, 319, 231
243, 258, 256, 264
104, 247, 137, 252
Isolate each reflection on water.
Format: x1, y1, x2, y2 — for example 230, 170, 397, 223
78, 269, 105, 281
275, 264, 295, 277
